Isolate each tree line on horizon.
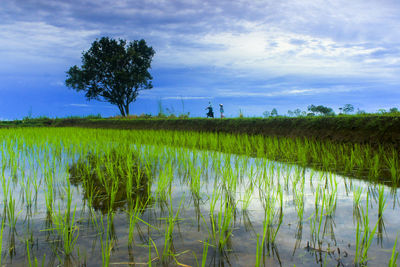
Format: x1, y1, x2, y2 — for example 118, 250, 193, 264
263, 104, 400, 118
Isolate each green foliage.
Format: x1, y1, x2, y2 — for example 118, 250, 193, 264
307, 104, 335, 116
66, 37, 155, 116
239, 109, 244, 118
262, 110, 270, 118
339, 104, 354, 114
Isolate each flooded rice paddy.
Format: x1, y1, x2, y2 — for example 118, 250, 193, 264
0, 128, 399, 266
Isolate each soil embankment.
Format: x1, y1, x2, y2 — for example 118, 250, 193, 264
2, 116, 400, 147
50, 116, 400, 147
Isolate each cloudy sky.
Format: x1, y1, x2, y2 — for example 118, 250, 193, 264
1, 0, 400, 119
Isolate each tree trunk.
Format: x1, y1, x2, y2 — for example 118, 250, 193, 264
118, 104, 126, 117
124, 103, 130, 116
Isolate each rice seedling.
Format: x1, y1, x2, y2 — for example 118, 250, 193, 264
51, 178, 79, 257
100, 212, 115, 267
354, 193, 380, 266
1, 173, 10, 205
386, 149, 400, 185
389, 235, 399, 267
161, 195, 184, 263
216, 195, 237, 251
241, 180, 254, 211
353, 187, 363, 208
377, 184, 387, 218
0, 218, 4, 266
259, 184, 283, 253
7, 191, 21, 233
189, 166, 202, 198
293, 178, 305, 221
201, 238, 210, 267
148, 236, 160, 266
255, 233, 262, 267
26, 239, 46, 267
309, 185, 326, 247
323, 181, 337, 216
127, 195, 150, 245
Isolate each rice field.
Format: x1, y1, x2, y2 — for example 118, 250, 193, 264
0, 127, 399, 266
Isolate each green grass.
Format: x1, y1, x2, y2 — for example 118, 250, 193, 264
3, 115, 400, 147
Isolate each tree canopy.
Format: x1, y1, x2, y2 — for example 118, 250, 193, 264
307, 104, 335, 116
66, 37, 155, 116
339, 104, 354, 114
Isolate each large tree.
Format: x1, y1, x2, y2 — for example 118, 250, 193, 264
66, 37, 155, 116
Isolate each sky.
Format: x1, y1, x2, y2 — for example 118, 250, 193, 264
1, 0, 400, 119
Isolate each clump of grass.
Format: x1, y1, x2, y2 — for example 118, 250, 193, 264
7, 191, 21, 233
69, 148, 150, 213
162, 195, 184, 264
127, 196, 148, 245
293, 179, 305, 221
354, 193, 380, 266
377, 185, 387, 218
259, 184, 283, 253
51, 179, 79, 257
241, 181, 254, 211
385, 149, 400, 185
353, 187, 363, 208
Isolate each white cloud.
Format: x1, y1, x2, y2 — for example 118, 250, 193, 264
217, 85, 359, 98
0, 21, 99, 63
67, 104, 90, 107
155, 22, 399, 79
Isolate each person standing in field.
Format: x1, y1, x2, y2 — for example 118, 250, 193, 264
206, 102, 214, 118
219, 104, 224, 118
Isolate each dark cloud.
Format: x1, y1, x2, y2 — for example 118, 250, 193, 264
1, 0, 273, 34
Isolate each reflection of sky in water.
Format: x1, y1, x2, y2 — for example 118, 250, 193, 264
0, 144, 399, 266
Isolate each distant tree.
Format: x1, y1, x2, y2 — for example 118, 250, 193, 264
271, 108, 278, 117
356, 108, 366, 115
339, 104, 354, 114
307, 104, 335, 116
389, 107, 399, 113
263, 111, 270, 118
66, 37, 155, 116
377, 109, 386, 114
293, 108, 302, 117
287, 110, 294, 117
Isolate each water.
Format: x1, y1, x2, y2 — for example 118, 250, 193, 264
0, 144, 399, 266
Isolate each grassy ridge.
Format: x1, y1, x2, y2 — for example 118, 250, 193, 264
57, 116, 400, 146
2, 115, 400, 146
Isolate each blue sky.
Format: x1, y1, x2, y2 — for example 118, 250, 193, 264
1, 0, 400, 119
